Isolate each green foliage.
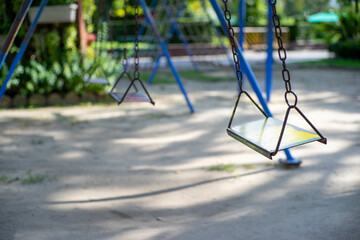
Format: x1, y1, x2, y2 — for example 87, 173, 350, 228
82, 0, 97, 32
1, 170, 56, 184
1, 174, 9, 183
326, 8, 360, 59
293, 58, 360, 68
46, 31, 62, 63
21, 170, 46, 184
0, 174, 19, 184
337, 0, 355, 7
21, 169, 57, 184
0, 0, 29, 37
245, 0, 267, 26
33, 0, 77, 5
63, 25, 78, 62
284, 0, 331, 16
329, 39, 360, 59
337, 10, 360, 41
0, 0, 107, 104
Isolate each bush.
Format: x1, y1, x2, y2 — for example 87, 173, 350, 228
326, 8, 360, 59
329, 39, 360, 59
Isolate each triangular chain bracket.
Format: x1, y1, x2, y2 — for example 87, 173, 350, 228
109, 71, 155, 105
226, 91, 326, 159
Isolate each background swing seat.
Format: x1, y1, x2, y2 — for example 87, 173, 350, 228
109, 91, 153, 103
84, 77, 109, 85
227, 117, 325, 159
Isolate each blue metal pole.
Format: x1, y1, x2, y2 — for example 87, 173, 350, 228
0, 0, 34, 71
209, 0, 298, 163
0, 0, 48, 101
138, 0, 158, 37
238, 0, 246, 50
139, 0, 195, 113
148, 1, 199, 85
200, 0, 235, 71
265, 2, 274, 102
148, 54, 163, 84
209, 0, 270, 114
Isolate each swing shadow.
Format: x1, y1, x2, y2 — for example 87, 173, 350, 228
45, 167, 276, 205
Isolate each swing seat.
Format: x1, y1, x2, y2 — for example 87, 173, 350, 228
84, 77, 109, 85
227, 117, 326, 159
109, 91, 152, 103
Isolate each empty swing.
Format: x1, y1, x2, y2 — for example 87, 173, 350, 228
222, 0, 326, 159
83, 0, 110, 85
109, 0, 155, 105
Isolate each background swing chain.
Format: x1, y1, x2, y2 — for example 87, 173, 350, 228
122, 0, 128, 68
268, 0, 297, 107
221, 0, 243, 92
134, 0, 140, 79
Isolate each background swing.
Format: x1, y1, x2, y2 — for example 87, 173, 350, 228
83, 0, 110, 85
222, 0, 327, 159
109, 0, 155, 105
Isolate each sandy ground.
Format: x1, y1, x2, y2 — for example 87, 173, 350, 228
0, 65, 359, 240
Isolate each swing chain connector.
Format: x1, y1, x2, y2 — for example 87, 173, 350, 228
221, 0, 243, 92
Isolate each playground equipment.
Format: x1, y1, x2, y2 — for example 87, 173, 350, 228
109, 0, 155, 105
220, 0, 327, 159
139, 0, 234, 85
0, 0, 327, 166
0, 0, 48, 101
83, 0, 110, 85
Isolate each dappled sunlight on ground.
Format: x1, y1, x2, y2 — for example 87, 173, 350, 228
0, 67, 359, 239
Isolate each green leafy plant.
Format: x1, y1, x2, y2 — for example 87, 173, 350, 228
20, 169, 57, 184
329, 39, 360, 59
326, 8, 360, 59
83, 0, 97, 33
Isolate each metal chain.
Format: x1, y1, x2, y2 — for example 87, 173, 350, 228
267, 0, 297, 107
134, 0, 140, 79
221, 0, 243, 91
122, 0, 128, 68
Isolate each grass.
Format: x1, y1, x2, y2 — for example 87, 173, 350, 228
206, 164, 238, 173
1, 170, 57, 185
31, 139, 44, 145
0, 174, 19, 184
141, 72, 174, 84
179, 70, 233, 82
292, 58, 360, 68
21, 170, 57, 184
141, 70, 234, 84
242, 164, 257, 170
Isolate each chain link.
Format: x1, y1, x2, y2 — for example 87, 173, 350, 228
221, 0, 243, 91
122, 0, 128, 68
268, 0, 298, 107
134, 0, 140, 79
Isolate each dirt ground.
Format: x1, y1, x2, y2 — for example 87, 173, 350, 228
0, 65, 359, 240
